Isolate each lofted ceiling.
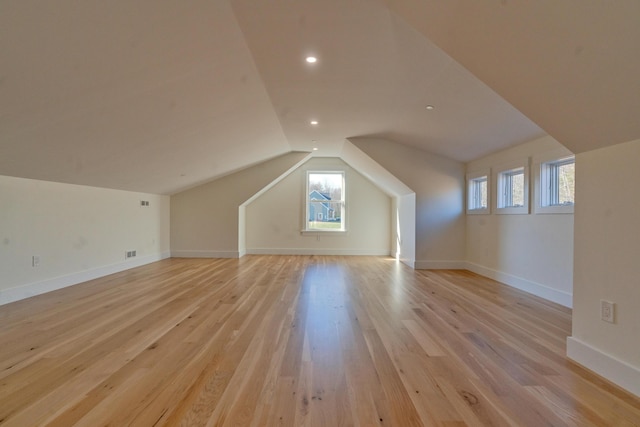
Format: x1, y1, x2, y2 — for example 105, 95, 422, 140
384, 0, 640, 154
0, 1, 637, 195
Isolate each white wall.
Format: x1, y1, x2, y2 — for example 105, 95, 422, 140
341, 139, 416, 266
170, 152, 309, 258
465, 136, 574, 307
0, 175, 170, 305
395, 193, 417, 266
245, 157, 391, 255
351, 138, 465, 268
568, 138, 640, 397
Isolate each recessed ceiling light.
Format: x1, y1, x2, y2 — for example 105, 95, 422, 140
313, 147, 319, 151
306, 56, 317, 64
426, 105, 435, 110
310, 120, 318, 125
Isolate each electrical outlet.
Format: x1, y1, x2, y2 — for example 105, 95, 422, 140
601, 300, 615, 323
32, 255, 40, 267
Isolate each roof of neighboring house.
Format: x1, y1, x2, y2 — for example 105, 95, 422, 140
309, 190, 331, 200
309, 190, 334, 212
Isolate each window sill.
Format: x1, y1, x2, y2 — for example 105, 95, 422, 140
301, 229, 348, 235
534, 205, 574, 214
466, 208, 490, 215
495, 206, 529, 215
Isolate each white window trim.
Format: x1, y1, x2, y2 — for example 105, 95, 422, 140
494, 158, 530, 215
466, 168, 491, 215
533, 149, 575, 214
302, 170, 347, 234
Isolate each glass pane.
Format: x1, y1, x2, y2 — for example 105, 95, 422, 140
307, 201, 343, 230
479, 180, 487, 208
476, 177, 487, 208
557, 162, 575, 205
501, 168, 524, 208
470, 177, 488, 210
308, 173, 342, 201
509, 172, 524, 207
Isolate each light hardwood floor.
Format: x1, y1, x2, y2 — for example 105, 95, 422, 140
1, 256, 639, 426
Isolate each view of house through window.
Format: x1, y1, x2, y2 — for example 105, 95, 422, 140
307, 172, 344, 231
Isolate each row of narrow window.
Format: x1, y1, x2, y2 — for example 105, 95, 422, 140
468, 156, 575, 213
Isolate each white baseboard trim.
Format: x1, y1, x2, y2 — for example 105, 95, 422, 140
465, 262, 572, 308
567, 337, 640, 398
0, 251, 171, 306
400, 258, 415, 269
245, 248, 391, 256
171, 250, 240, 259
415, 260, 466, 270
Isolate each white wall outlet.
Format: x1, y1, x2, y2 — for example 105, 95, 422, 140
601, 300, 615, 323
32, 255, 40, 267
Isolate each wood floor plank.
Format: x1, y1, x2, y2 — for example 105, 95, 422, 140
1, 256, 639, 426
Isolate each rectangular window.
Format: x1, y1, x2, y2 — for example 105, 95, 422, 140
306, 172, 345, 231
466, 169, 490, 214
499, 168, 525, 208
535, 153, 575, 214
543, 157, 575, 206
495, 159, 529, 214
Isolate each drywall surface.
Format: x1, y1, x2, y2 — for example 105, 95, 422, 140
170, 152, 309, 257
569, 138, 640, 396
351, 138, 465, 268
245, 157, 391, 255
0, 175, 170, 304
465, 136, 574, 307
395, 193, 416, 266
341, 139, 415, 265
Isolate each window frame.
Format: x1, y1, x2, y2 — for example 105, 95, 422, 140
533, 150, 575, 214
494, 158, 530, 215
303, 170, 347, 233
466, 169, 491, 215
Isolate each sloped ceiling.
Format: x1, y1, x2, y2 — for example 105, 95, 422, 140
384, 0, 640, 154
1, 1, 636, 195
0, 1, 290, 194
